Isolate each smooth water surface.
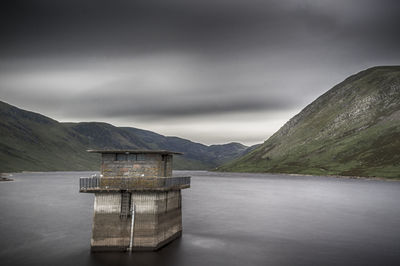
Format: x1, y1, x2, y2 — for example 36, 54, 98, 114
0, 171, 399, 266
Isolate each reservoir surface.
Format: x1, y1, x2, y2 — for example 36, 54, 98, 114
0, 171, 399, 266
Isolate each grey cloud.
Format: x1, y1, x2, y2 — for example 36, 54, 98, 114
73, 88, 293, 119
2, 75, 296, 120
0, 0, 399, 145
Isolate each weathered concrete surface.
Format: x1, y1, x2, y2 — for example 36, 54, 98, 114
91, 191, 183, 251
101, 153, 173, 178
91, 193, 129, 251
84, 150, 189, 252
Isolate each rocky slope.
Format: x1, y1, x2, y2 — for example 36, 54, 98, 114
217, 66, 400, 179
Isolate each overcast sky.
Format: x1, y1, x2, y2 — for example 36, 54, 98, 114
1, 0, 399, 145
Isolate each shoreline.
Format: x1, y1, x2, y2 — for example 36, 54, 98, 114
3, 169, 399, 181
285, 173, 400, 182
213, 169, 400, 181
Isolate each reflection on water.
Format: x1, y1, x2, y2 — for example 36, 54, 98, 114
0, 171, 400, 266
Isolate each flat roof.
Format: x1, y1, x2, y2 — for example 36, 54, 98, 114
87, 149, 183, 155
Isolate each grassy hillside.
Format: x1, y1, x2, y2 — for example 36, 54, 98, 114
0, 102, 99, 172
0, 101, 251, 172
65, 122, 249, 170
218, 66, 400, 179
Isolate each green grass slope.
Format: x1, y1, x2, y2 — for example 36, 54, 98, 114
218, 66, 400, 179
0, 101, 251, 172
0, 102, 99, 172
63, 122, 216, 170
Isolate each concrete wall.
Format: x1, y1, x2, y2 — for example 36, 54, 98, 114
101, 153, 173, 178
91, 193, 130, 250
91, 190, 182, 251
132, 191, 182, 248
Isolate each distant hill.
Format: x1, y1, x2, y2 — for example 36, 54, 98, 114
0, 101, 252, 172
218, 66, 400, 179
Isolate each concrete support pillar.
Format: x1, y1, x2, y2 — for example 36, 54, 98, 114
91, 190, 183, 251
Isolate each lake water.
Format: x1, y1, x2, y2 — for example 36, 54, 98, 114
0, 171, 399, 266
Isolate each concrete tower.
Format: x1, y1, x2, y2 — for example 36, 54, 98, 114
79, 150, 190, 251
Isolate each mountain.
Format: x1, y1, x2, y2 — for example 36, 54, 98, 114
0, 101, 99, 172
0, 101, 251, 172
217, 66, 400, 179
64, 122, 250, 169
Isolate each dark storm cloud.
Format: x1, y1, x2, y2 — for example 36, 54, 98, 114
1, 0, 399, 58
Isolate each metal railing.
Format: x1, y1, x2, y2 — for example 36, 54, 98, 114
165, 176, 191, 187
79, 176, 190, 191
79, 175, 100, 190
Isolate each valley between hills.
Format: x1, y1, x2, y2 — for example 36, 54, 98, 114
1, 66, 399, 179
